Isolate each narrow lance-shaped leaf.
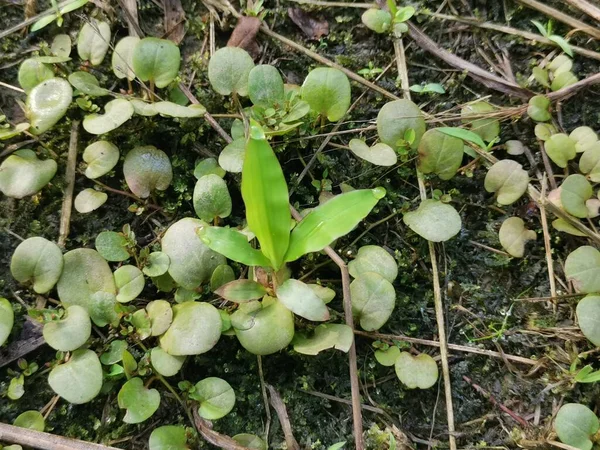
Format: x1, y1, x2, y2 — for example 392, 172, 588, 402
197, 226, 271, 267
242, 136, 291, 269
215, 280, 267, 303
285, 188, 386, 262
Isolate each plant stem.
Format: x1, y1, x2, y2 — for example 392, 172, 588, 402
58, 120, 79, 248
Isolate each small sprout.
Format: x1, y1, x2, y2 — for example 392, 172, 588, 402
74, 188, 108, 213
545, 133, 577, 168
579, 142, 600, 181
26, 78, 73, 135
218, 138, 245, 173
301, 67, 351, 122
248, 64, 285, 108
498, 217, 536, 258
417, 128, 463, 180
461, 101, 499, 143
403, 199, 462, 242
484, 160, 529, 205
350, 272, 395, 331
118, 377, 160, 423
131, 309, 151, 339
374, 346, 400, 366
377, 99, 426, 149
565, 246, 600, 294
161, 218, 225, 289
149, 425, 188, 450
570, 126, 598, 153
83, 141, 119, 179
0, 149, 57, 199
208, 47, 255, 96
56, 248, 116, 311
233, 434, 267, 450
123, 145, 172, 198
555, 403, 599, 450
112, 36, 140, 81
159, 302, 222, 355
532, 66, 549, 88
348, 139, 397, 167
292, 324, 353, 355
30, 0, 88, 31
77, 19, 111, 66
395, 352, 438, 389
142, 252, 170, 277
43, 305, 91, 351
577, 295, 600, 347
505, 140, 526, 156
560, 174, 593, 218
210, 264, 235, 291
191, 377, 235, 420
83, 98, 135, 135
147, 300, 173, 336
49, 349, 103, 404
18, 59, 54, 93
13, 410, 45, 431
231, 297, 295, 355
68, 71, 110, 96
409, 83, 445, 94
114, 265, 144, 303
95, 231, 129, 262
361, 9, 392, 33
527, 95, 551, 122
215, 279, 267, 303
0, 298, 14, 346
276, 278, 330, 321
348, 245, 398, 283
10, 236, 63, 294
193, 174, 232, 222
51, 34, 71, 58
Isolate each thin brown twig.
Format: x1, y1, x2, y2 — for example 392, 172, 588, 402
192, 409, 253, 450
563, 0, 600, 22
539, 175, 558, 310
266, 385, 300, 450
257, 356, 272, 446
58, 120, 79, 248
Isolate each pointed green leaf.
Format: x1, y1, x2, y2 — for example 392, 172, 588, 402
215, 280, 267, 303
276, 279, 330, 321
198, 226, 271, 267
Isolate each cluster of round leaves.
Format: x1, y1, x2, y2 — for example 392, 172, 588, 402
532, 54, 578, 92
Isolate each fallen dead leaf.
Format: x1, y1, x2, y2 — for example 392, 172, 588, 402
227, 16, 261, 59
288, 7, 329, 40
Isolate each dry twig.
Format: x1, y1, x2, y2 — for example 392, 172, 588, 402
266, 384, 300, 450
58, 120, 79, 248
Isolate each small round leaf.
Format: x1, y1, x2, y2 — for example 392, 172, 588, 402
403, 199, 461, 242
561, 174, 593, 218
11, 236, 63, 293
361, 9, 392, 33
555, 403, 599, 450
545, 133, 577, 168
132, 37, 181, 88
377, 99, 426, 149
114, 265, 145, 303
0, 150, 57, 198
527, 95, 551, 122
248, 64, 285, 108
349, 139, 397, 167
49, 349, 103, 404
74, 189, 108, 213
208, 47, 254, 96
14, 410, 45, 431
143, 252, 170, 277
112, 36, 140, 80
577, 295, 600, 347
395, 352, 438, 389
192, 377, 235, 420
118, 377, 160, 423
43, 305, 91, 351
498, 217, 536, 258
193, 174, 232, 222
160, 302, 222, 355
417, 129, 463, 180
565, 246, 600, 294
83, 141, 119, 179
96, 231, 129, 262
18, 59, 53, 93
149, 425, 188, 450
350, 272, 395, 331
218, 138, 245, 173
0, 298, 14, 346
123, 146, 172, 198
83, 98, 134, 135
77, 19, 111, 65
26, 78, 73, 135
147, 300, 173, 336
484, 160, 529, 205
301, 67, 351, 122
348, 245, 397, 282
375, 346, 400, 366
150, 347, 185, 377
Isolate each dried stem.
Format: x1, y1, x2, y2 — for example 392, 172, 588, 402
539, 175, 558, 309
58, 120, 79, 248
563, 0, 600, 22
266, 385, 300, 450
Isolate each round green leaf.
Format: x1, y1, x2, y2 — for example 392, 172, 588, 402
51, 34, 71, 58
484, 159, 529, 205
233, 434, 267, 450
276, 278, 330, 321
505, 140, 526, 156
545, 133, 577, 168
549, 54, 572, 73
526, 95, 551, 122
100, 339, 128, 365
292, 323, 353, 355
57, 248, 116, 311
417, 128, 463, 180
579, 142, 600, 182
149, 425, 188, 450
77, 19, 110, 65
307, 284, 336, 304
555, 403, 599, 450
147, 300, 173, 336
570, 126, 598, 153
348, 139, 397, 166
123, 145, 172, 198
565, 246, 600, 294
403, 199, 462, 242
160, 302, 221, 355
114, 265, 145, 303
350, 272, 395, 331
301, 67, 351, 122
161, 218, 225, 289
192, 377, 235, 420
219, 138, 245, 173
0, 150, 57, 198
68, 71, 109, 96
18, 59, 53, 93
0, 298, 14, 347
552, 218, 587, 237
551, 71, 578, 91
361, 9, 392, 33
561, 174, 593, 218
83, 98, 134, 135
208, 47, 254, 96
96, 231, 129, 262
577, 295, 600, 347
194, 158, 225, 180
49, 349, 103, 404
11, 236, 63, 293
348, 245, 397, 283
83, 141, 119, 179
377, 99, 426, 149
143, 252, 170, 277
43, 305, 91, 351
461, 101, 500, 143
248, 64, 285, 108
118, 377, 160, 423
374, 346, 400, 366
498, 217, 536, 258
74, 188, 107, 213
232, 297, 295, 355
14, 410, 45, 431
89, 291, 119, 327
132, 37, 180, 88
150, 347, 185, 377
26, 78, 72, 135
112, 36, 140, 80
394, 352, 438, 389
210, 264, 235, 292
535, 123, 557, 141
193, 174, 232, 222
